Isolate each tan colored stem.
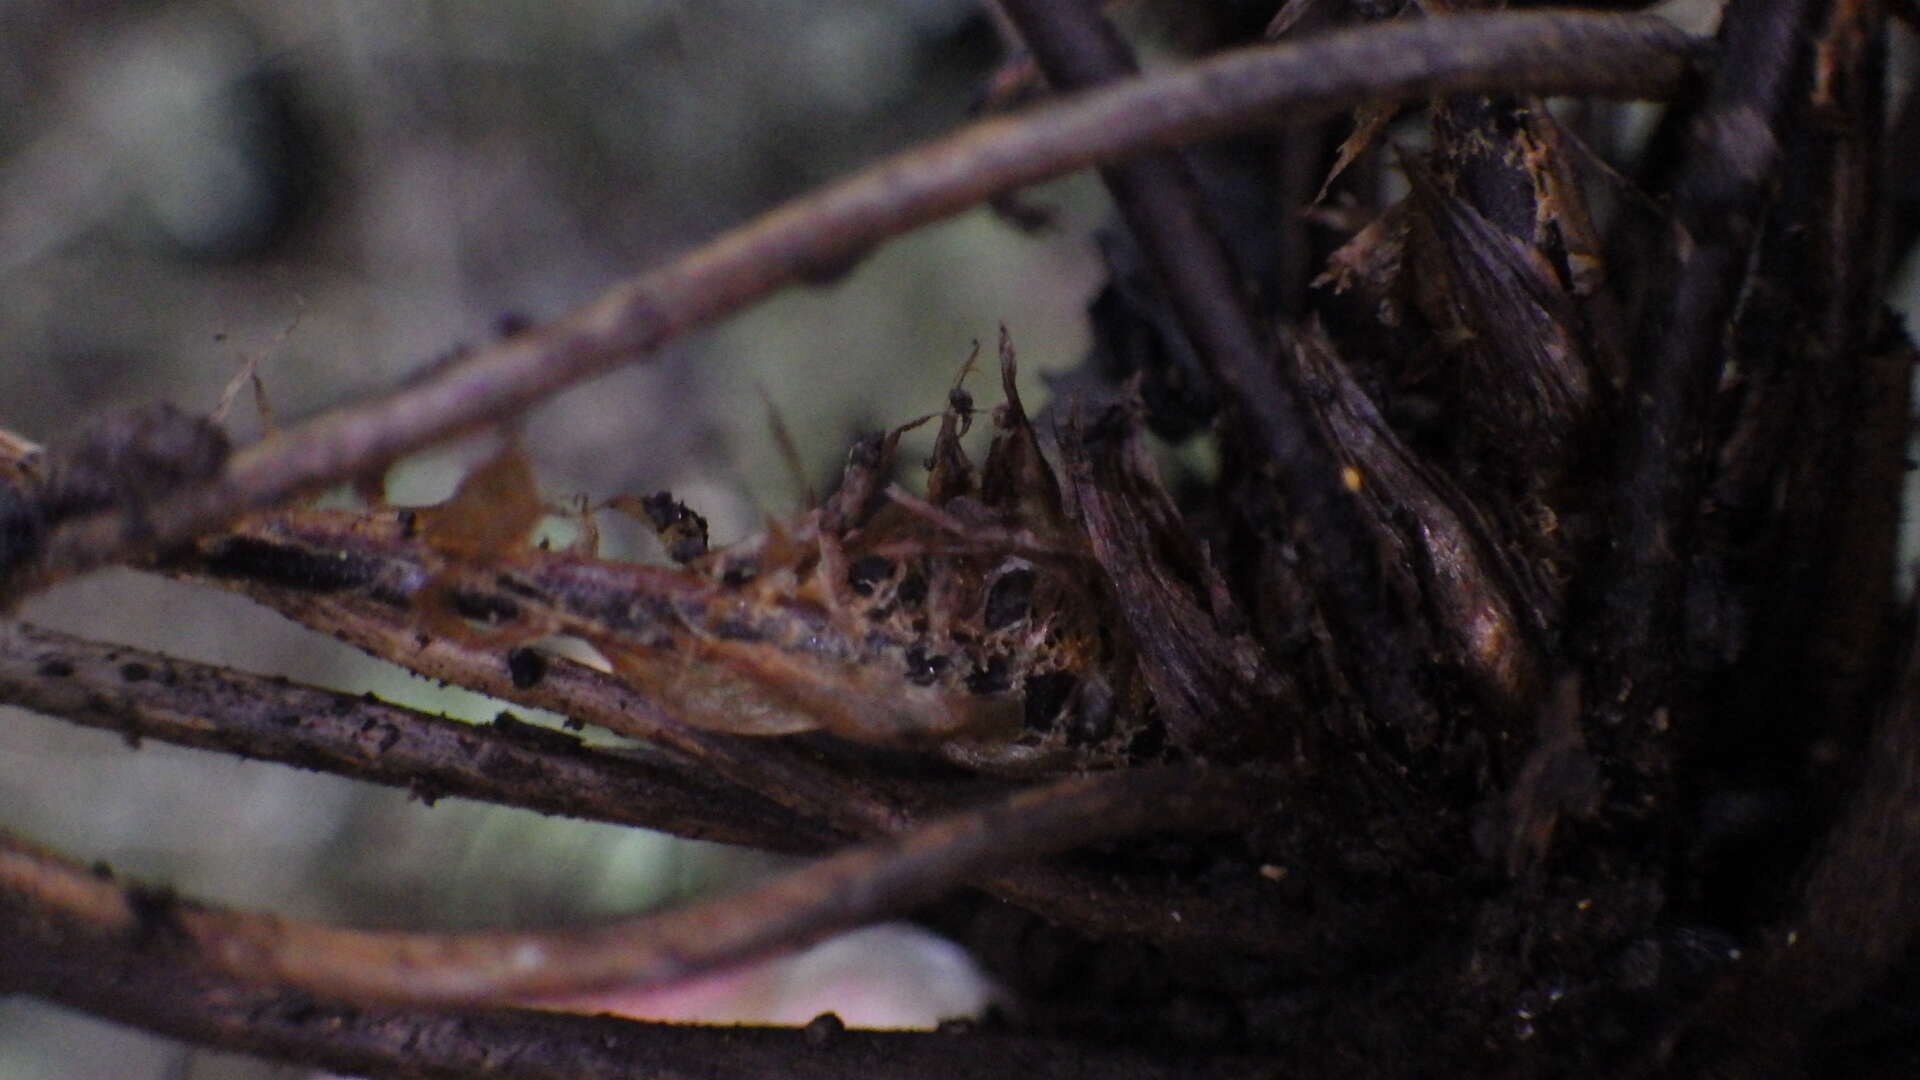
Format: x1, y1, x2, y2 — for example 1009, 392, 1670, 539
0, 764, 1260, 1004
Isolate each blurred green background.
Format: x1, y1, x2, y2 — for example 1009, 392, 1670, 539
0, 2, 1112, 1076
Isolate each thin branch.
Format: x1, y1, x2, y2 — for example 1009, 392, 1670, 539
173, 517, 1346, 956
0, 620, 831, 853
228, 607, 1321, 957
995, 0, 1271, 413
1, 591, 1317, 961
1, 861, 1267, 1080
197, 590, 1320, 956
170, 506, 927, 837
1590, 1, 1814, 684
1886, 64, 1920, 272
211, 583, 926, 839
25, 12, 1704, 596
0, 764, 1262, 1005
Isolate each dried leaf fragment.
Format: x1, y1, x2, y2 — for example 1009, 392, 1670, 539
1404, 156, 1594, 475
418, 443, 543, 563
1058, 402, 1293, 759
1293, 323, 1545, 717
605, 492, 710, 564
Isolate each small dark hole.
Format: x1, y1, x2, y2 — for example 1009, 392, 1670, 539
983, 568, 1035, 630
967, 654, 1011, 695
898, 573, 929, 607
904, 646, 950, 686
506, 647, 547, 690
1023, 671, 1077, 732
451, 591, 519, 624
847, 555, 895, 596
710, 618, 762, 642
1127, 721, 1166, 760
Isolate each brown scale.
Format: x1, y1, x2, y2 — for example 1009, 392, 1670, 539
198, 344, 1156, 777
671, 342, 1155, 775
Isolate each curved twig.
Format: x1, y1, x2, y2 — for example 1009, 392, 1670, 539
0, 764, 1262, 1004
178, 575, 1315, 956
28, 12, 1704, 595
168, 523, 1307, 953
0, 858, 1268, 1080
0, 620, 831, 853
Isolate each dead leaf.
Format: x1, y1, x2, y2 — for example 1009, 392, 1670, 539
1314, 103, 1400, 206
605, 492, 711, 564
420, 442, 544, 563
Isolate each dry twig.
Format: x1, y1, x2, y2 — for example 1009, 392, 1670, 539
0, 620, 829, 852
0, 764, 1260, 1004
1593, 0, 1815, 685
185, 551, 1293, 953
1, 857, 1268, 1080
24, 12, 1702, 596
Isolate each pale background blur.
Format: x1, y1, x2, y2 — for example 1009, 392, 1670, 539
0, 2, 1108, 1077
6, 5, 1920, 1079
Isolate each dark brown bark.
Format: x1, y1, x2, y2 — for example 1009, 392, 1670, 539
0, 620, 829, 853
